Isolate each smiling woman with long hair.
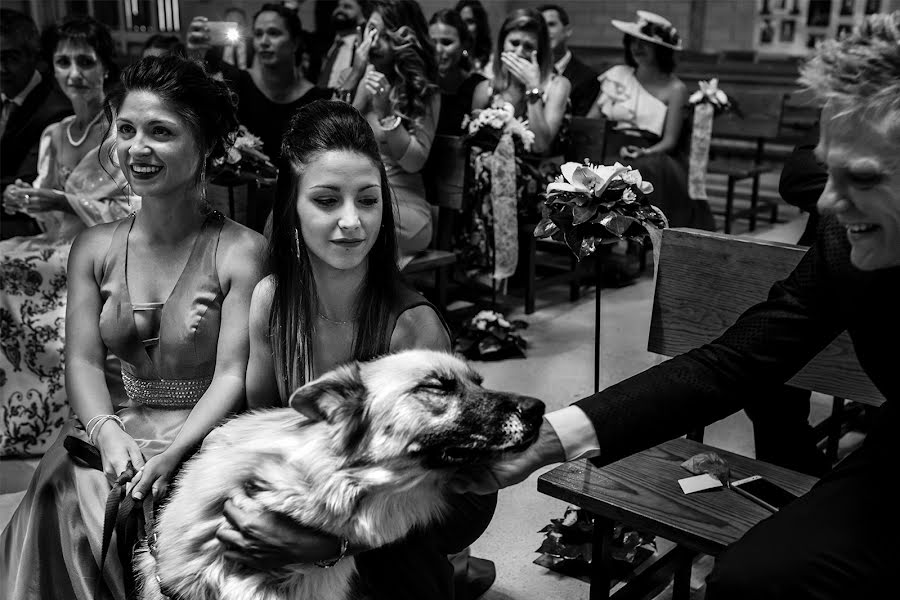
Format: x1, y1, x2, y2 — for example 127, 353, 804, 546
336, 0, 440, 267
0, 55, 266, 599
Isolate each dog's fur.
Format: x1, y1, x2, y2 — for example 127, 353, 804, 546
135, 350, 544, 600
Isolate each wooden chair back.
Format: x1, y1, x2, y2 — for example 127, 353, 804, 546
648, 228, 885, 406
565, 116, 609, 164
712, 90, 784, 146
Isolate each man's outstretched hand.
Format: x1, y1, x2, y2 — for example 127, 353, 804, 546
450, 419, 567, 495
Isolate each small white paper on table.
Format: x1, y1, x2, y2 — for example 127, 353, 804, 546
678, 473, 723, 494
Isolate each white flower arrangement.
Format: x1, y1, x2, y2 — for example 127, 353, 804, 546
688, 78, 732, 113
462, 98, 536, 152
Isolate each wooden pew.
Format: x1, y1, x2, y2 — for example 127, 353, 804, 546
538, 228, 883, 599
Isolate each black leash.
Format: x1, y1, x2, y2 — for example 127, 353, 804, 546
65, 435, 150, 600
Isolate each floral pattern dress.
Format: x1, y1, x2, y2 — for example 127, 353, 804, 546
0, 116, 134, 457
456, 89, 569, 283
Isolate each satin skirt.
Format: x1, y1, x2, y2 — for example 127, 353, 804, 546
1, 400, 192, 600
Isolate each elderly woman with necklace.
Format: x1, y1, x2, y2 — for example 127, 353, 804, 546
0, 16, 134, 457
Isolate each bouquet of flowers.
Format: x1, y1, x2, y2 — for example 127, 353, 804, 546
688, 78, 734, 115
534, 161, 667, 260
211, 125, 277, 185
462, 98, 536, 153
453, 310, 528, 361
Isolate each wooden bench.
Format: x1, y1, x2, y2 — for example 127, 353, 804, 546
538, 228, 884, 599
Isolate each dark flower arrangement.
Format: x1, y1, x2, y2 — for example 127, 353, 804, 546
534, 161, 668, 260
210, 125, 277, 186
453, 310, 528, 361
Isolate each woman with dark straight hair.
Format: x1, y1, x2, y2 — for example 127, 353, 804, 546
429, 8, 486, 135
455, 0, 492, 75
217, 100, 497, 600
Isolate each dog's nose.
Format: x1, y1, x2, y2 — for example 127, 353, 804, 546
517, 396, 545, 420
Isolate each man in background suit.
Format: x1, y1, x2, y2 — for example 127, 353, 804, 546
315, 0, 367, 91
1, 9, 72, 238
540, 4, 600, 117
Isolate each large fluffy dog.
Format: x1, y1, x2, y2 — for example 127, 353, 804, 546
136, 349, 544, 600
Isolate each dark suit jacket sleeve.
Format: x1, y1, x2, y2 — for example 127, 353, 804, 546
565, 56, 602, 117
574, 217, 848, 464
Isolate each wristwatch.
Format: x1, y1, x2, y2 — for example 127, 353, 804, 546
525, 87, 544, 104
315, 536, 349, 569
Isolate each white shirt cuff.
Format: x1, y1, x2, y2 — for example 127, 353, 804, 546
543, 406, 601, 461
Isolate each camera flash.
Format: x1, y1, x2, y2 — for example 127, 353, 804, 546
226, 28, 240, 43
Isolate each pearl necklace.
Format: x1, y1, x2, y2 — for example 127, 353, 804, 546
66, 111, 102, 147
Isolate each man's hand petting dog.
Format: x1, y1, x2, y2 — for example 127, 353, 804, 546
216, 497, 346, 570
450, 419, 566, 494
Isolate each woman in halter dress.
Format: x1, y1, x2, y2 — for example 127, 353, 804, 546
587, 10, 715, 230
0, 56, 266, 600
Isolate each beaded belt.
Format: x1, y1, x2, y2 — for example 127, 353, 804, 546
122, 371, 212, 409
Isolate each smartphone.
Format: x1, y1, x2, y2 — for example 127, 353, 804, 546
207, 21, 240, 46
731, 475, 798, 512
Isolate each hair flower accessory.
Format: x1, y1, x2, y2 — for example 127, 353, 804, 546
535, 160, 667, 259
688, 78, 732, 114
462, 97, 536, 152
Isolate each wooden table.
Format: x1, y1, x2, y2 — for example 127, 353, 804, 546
538, 438, 818, 599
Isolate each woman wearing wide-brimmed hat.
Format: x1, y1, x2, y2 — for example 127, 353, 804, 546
587, 10, 714, 230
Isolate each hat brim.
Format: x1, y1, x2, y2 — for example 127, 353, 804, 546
611, 20, 683, 51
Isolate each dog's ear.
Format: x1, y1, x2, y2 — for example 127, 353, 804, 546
289, 363, 368, 451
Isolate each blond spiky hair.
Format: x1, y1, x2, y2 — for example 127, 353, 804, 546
801, 12, 900, 117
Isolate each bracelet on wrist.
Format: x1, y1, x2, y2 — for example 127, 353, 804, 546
88, 414, 124, 446
315, 537, 350, 568
525, 87, 544, 105
378, 114, 402, 132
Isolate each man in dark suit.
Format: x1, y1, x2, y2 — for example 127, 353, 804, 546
539, 4, 600, 117
1, 9, 72, 238
454, 14, 900, 598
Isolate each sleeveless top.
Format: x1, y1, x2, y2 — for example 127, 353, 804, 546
596, 65, 668, 138
384, 285, 451, 352
99, 211, 225, 411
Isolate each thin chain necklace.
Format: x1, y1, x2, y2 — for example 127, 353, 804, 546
318, 313, 355, 326
66, 111, 102, 147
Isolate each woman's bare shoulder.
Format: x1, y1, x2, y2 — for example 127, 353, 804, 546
390, 304, 451, 352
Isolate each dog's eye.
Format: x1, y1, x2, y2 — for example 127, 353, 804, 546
418, 376, 456, 394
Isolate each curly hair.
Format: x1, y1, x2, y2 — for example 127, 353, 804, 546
801, 12, 900, 119
368, 0, 438, 122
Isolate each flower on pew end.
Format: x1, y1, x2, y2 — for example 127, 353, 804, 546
688, 78, 732, 114
463, 98, 536, 152
534, 159, 667, 260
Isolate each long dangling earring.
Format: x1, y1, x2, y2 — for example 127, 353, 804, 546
293, 227, 302, 260
199, 159, 208, 206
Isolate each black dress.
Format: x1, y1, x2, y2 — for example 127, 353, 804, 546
436, 72, 486, 136
235, 70, 333, 162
